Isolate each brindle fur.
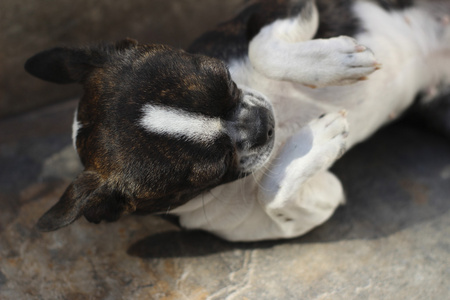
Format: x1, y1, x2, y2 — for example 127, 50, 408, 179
27, 41, 243, 230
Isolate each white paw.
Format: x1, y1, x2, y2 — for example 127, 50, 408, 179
258, 112, 348, 209
307, 111, 349, 167
304, 36, 381, 88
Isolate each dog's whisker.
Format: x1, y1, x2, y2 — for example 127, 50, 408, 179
207, 189, 226, 206
201, 192, 213, 228
251, 171, 268, 191
240, 173, 249, 205
252, 169, 274, 193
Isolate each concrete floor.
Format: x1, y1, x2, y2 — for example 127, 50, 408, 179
0, 98, 449, 299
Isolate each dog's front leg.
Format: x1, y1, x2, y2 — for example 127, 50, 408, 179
248, 2, 380, 88
257, 112, 348, 238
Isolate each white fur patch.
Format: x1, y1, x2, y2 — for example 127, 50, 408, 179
72, 109, 81, 149
139, 104, 223, 143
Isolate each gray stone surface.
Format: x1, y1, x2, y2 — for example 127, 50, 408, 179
0, 0, 246, 118
0, 99, 449, 299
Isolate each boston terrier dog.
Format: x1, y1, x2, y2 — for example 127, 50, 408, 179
26, 0, 450, 241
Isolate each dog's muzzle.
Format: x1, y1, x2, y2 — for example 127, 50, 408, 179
227, 87, 275, 174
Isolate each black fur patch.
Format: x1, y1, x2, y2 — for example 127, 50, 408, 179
188, 0, 361, 61
189, 0, 322, 61
314, 0, 361, 39
189, 0, 416, 62
374, 0, 414, 11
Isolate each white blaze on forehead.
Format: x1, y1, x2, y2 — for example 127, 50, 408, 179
140, 104, 223, 143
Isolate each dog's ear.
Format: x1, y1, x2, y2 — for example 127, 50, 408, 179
36, 170, 137, 231
36, 171, 102, 231
24, 47, 101, 84
24, 38, 138, 84
114, 37, 138, 51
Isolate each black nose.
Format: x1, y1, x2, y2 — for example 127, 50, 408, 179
250, 106, 275, 149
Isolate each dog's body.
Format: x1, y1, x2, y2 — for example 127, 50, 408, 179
26, 0, 450, 241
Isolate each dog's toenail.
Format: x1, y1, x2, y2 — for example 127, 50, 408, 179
355, 45, 366, 52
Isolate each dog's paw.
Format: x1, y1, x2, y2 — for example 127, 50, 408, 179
307, 111, 349, 167
258, 111, 348, 209
304, 36, 381, 88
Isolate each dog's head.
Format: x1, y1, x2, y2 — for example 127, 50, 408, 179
25, 39, 275, 231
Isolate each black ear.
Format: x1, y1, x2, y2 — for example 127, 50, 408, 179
114, 37, 138, 51
24, 47, 99, 84
36, 171, 103, 231
36, 170, 137, 231
24, 38, 139, 84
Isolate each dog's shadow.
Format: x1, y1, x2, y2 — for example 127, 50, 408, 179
128, 120, 450, 258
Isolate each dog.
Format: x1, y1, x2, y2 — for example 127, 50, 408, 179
25, 0, 450, 241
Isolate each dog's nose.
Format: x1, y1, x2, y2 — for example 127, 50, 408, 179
250, 106, 275, 149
